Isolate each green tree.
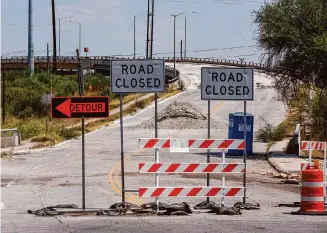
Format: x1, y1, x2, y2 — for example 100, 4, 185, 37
253, 0, 327, 90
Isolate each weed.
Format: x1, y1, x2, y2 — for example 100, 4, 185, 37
256, 119, 287, 143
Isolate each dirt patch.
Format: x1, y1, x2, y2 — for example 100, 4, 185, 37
131, 101, 226, 130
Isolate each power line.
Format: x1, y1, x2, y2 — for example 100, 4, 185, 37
57, 0, 75, 55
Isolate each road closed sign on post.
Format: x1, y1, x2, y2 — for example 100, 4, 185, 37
111, 59, 165, 93
201, 67, 254, 100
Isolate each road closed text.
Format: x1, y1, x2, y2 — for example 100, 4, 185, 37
111, 60, 165, 93
205, 72, 250, 96
201, 68, 254, 100
115, 64, 161, 89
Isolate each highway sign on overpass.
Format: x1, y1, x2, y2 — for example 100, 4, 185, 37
51, 96, 109, 118
201, 67, 254, 100
111, 59, 165, 93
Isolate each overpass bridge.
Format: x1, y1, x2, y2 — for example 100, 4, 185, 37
1, 56, 278, 83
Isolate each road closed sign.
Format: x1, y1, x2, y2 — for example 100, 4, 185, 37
111, 59, 165, 93
201, 67, 254, 100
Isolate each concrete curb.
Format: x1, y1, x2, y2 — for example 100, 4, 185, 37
266, 153, 292, 175
266, 139, 293, 175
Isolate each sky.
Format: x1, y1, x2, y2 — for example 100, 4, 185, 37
1, 0, 266, 63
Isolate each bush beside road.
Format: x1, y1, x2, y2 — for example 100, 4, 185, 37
2, 70, 181, 151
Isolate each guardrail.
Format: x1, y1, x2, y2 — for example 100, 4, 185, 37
1, 128, 21, 148
0, 56, 281, 73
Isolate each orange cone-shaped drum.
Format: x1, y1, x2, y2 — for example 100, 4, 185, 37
300, 165, 324, 212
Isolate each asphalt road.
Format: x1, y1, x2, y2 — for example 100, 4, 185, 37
2, 63, 327, 233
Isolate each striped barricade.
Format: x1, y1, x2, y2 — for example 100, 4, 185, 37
139, 138, 245, 150
139, 187, 244, 198
301, 141, 326, 151
139, 163, 245, 173
137, 138, 246, 203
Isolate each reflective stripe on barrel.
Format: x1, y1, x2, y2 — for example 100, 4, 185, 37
300, 165, 325, 212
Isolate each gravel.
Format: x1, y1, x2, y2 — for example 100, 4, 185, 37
130, 101, 226, 130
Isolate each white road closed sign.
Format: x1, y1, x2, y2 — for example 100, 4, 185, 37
111, 59, 165, 93
201, 67, 254, 100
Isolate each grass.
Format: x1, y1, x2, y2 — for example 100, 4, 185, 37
256, 109, 299, 152
266, 141, 276, 152
4, 88, 181, 149
256, 118, 287, 143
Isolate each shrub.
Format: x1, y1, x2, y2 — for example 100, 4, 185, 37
256, 120, 287, 143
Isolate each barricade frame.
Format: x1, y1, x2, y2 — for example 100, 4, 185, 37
138, 137, 246, 211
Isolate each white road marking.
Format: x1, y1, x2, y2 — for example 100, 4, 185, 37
6, 181, 14, 187
0, 202, 4, 209
65, 153, 72, 157
33, 165, 43, 170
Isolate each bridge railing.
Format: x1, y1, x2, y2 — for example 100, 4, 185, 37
1, 56, 279, 72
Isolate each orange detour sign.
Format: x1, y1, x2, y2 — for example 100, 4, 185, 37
51, 96, 109, 118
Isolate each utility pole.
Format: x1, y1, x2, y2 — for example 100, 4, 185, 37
51, 0, 57, 73
47, 43, 53, 93
150, 0, 154, 58
27, 0, 34, 76
146, 0, 154, 58
180, 40, 183, 59
134, 15, 136, 59
174, 16, 176, 81
70, 20, 82, 57
184, 17, 186, 58
146, 0, 150, 59
2, 65, 5, 125
171, 13, 184, 84
181, 12, 195, 59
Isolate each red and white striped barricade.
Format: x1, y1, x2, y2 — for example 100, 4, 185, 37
300, 141, 327, 203
139, 163, 245, 174
139, 187, 244, 198
138, 138, 246, 207
138, 138, 245, 150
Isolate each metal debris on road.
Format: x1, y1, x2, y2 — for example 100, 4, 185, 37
194, 201, 220, 210
234, 202, 260, 210
281, 179, 300, 184
207, 206, 242, 215
140, 202, 168, 211
109, 202, 140, 211
27, 207, 62, 216
141, 202, 192, 216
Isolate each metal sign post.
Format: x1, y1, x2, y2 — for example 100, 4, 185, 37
324, 143, 326, 203
155, 93, 159, 212
120, 94, 125, 202
110, 59, 165, 204
201, 67, 254, 205
243, 100, 247, 204
42, 93, 53, 139
79, 66, 86, 210
309, 142, 312, 165
222, 149, 226, 207
207, 100, 211, 203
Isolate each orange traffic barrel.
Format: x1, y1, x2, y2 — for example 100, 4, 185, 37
292, 165, 327, 215
300, 165, 324, 212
